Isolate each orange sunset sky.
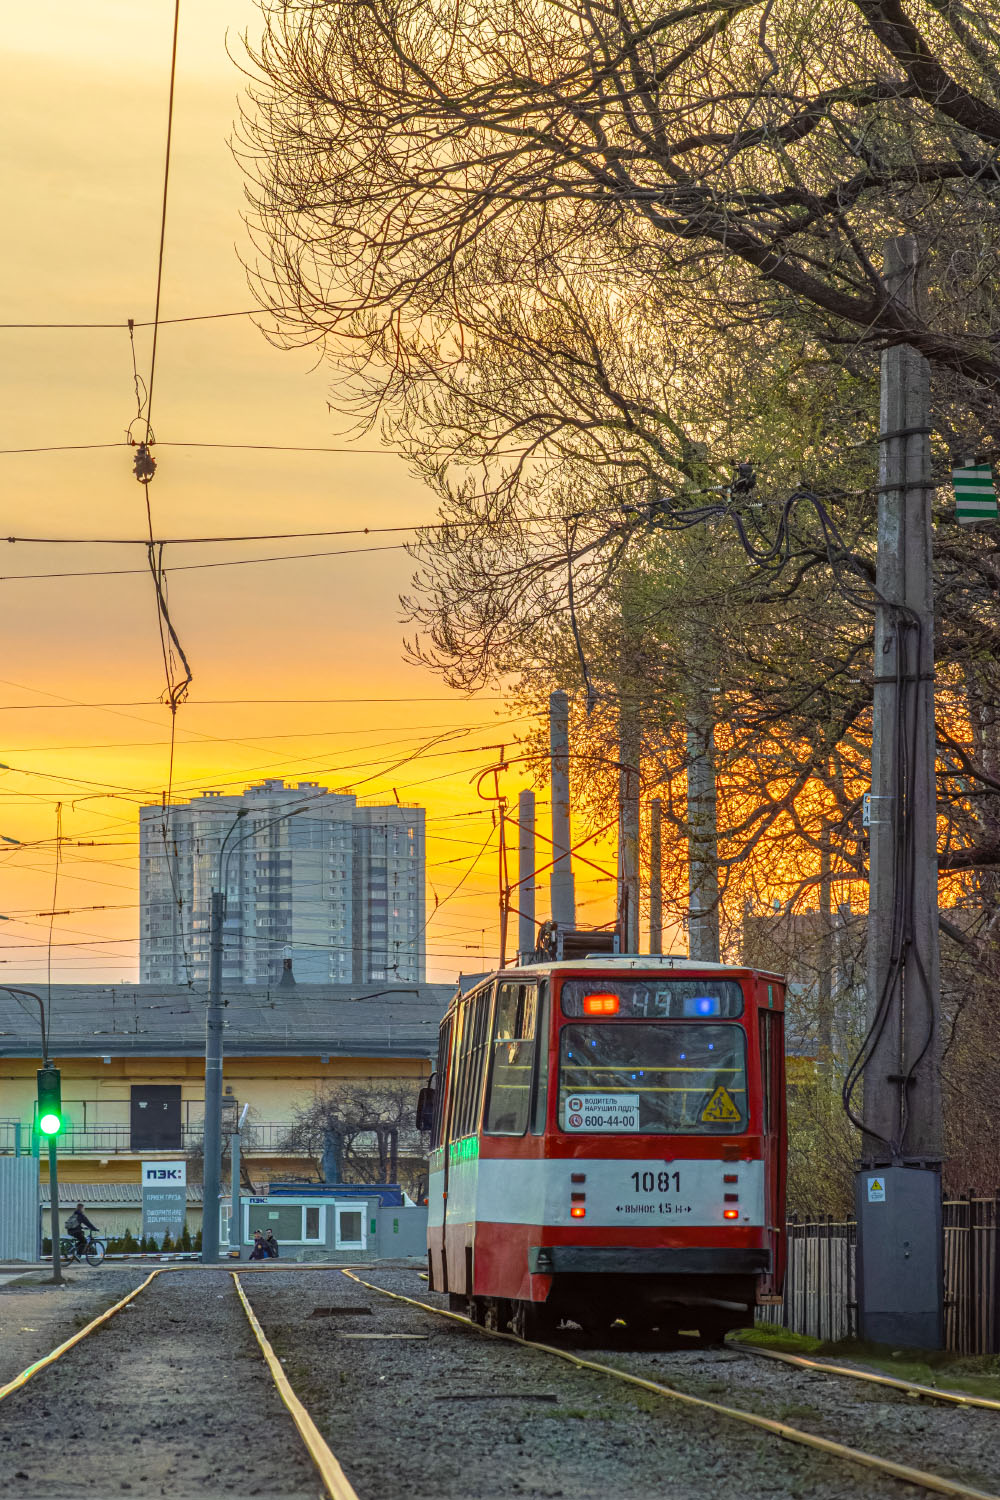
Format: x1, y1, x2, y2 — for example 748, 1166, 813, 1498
0, 1, 623, 986
0, 0, 626, 990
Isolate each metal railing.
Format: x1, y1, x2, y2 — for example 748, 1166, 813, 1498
0, 1120, 298, 1155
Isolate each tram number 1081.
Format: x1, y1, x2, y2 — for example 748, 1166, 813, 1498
631, 1169, 681, 1193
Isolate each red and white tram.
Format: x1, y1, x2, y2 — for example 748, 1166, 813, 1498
422, 956, 786, 1339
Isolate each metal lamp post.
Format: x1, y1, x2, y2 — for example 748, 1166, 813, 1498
201, 805, 302, 1263
2, 986, 62, 1284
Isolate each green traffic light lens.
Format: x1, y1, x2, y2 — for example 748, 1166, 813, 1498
39, 1112, 61, 1136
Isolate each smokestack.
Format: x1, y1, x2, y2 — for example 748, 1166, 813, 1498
617, 705, 640, 952
687, 716, 720, 961
649, 797, 662, 954
549, 690, 575, 926
518, 790, 536, 961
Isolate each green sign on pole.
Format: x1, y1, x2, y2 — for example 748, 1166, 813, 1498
952, 464, 998, 524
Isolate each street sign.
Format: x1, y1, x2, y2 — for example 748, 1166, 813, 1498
953, 464, 998, 524
141, 1159, 187, 1242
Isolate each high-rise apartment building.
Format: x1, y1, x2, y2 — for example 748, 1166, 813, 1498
139, 780, 425, 986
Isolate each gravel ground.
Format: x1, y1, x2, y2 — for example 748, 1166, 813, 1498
0, 1266, 150, 1385
359, 1264, 1000, 1499
0, 1268, 324, 1499
243, 1262, 933, 1500
7, 1261, 997, 1500
609, 1341, 1000, 1497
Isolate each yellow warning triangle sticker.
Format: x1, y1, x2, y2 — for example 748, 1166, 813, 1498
871, 1180, 882, 1192
701, 1085, 741, 1123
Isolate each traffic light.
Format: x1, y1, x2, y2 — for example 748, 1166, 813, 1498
37, 1065, 63, 1137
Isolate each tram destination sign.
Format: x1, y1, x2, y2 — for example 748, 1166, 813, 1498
564, 1093, 640, 1132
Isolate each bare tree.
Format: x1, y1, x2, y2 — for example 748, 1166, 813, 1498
187, 1108, 261, 1196
240, 0, 1000, 434
239, 0, 1000, 1187
280, 1079, 429, 1196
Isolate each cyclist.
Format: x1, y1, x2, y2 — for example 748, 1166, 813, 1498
65, 1201, 99, 1258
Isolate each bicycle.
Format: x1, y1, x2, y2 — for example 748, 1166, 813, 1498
59, 1232, 106, 1267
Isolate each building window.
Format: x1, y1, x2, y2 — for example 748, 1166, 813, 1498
335, 1205, 365, 1249
244, 1202, 326, 1244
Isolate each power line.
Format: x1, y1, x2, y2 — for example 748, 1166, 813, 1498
0, 439, 530, 458
3, 715, 521, 753
0, 695, 508, 712
0, 306, 304, 331
144, 0, 181, 445
0, 523, 444, 544
0, 543, 406, 582
0, 441, 404, 457
0, 517, 558, 545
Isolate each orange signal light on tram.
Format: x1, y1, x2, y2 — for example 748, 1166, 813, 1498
723, 1209, 740, 1220
571, 1206, 586, 1218
582, 993, 620, 1016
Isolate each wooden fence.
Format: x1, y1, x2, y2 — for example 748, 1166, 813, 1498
759, 1197, 1000, 1352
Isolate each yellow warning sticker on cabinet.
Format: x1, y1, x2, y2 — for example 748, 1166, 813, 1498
701, 1086, 741, 1123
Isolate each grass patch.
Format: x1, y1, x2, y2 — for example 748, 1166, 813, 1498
729, 1325, 824, 1355
772, 1402, 821, 1421
730, 1323, 1000, 1402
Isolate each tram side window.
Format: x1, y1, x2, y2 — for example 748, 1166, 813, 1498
452, 988, 492, 1139
759, 1009, 784, 1137
431, 1019, 452, 1149
485, 982, 537, 1135
530, 983, 550, 1135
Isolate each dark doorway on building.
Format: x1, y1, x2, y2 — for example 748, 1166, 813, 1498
130, 1084, 182, 1151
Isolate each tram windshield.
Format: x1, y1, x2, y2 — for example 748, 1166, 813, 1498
559, 1023, 747, 1134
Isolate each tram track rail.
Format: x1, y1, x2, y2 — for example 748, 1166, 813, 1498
729, 1337, 1000, 1413
0, 1264, 362, 1500
344, 1269, 1000, 1500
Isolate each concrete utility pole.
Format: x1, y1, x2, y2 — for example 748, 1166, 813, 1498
818, 819, 833, 1057
202, 888, 225, 1264
518, 790, 536, 961
687, 713, 720, 961
229, 1102, 248, 1258
649, 797, 663, 954
857, 234, 943, 1347
617, 706, 640, 952
549, 691, 576, 927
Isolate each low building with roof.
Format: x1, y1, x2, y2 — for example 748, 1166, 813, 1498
0, 981, 448, 1235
